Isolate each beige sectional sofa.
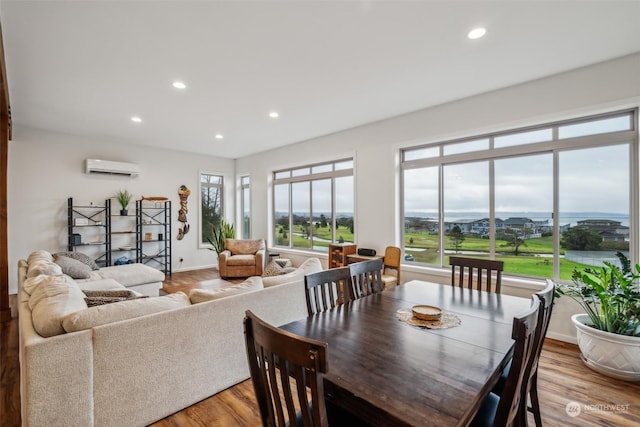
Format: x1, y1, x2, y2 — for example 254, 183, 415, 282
18, 251, 322, 427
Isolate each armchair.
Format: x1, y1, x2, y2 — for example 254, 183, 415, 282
218, 239, 266, 278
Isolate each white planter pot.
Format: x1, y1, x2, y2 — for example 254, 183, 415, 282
572, 314, 640, 382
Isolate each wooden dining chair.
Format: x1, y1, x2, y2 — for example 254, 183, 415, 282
449, 256, 504, 293
493, 279, 555, 426
471, 298, 540, 427
244, 310, 330, 427
349, 258, 384, 299
304, 267, 354, 316
381, 246, 402, 288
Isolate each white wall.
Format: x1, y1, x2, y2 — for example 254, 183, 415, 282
7, 128, 235, 293
236, 53, 640, 343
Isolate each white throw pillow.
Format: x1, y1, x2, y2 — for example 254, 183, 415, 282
28, 275, 88, 337
27, 260, 63, 278
189, 277, 264, 303
62, 292, 190, 332
27, 250, 54, 265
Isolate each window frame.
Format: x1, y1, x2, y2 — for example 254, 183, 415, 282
240, 175, 251, 239
199, 171, 224, 249
272, 158, 354, 252
400, 109, 638, 280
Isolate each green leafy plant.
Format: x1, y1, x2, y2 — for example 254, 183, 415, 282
556, 251, 640, 336
115, 189, 132, 210
207, 218, 236, 254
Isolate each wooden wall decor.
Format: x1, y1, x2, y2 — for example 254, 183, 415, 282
1, 20, 12, 322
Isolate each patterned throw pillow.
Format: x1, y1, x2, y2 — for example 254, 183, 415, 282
53, 252, 100, 270
263, 260, 286, 277
83, 290, 148, 307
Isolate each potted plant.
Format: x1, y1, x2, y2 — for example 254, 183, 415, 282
556, 251, 640, 381
207, 218, 235, 254
115, 189, 132, 216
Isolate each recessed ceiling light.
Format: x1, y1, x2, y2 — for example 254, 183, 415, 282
172, 81, 186, 89
269, 111, 279, 118
468, 27, 486, 40
215, 134, 224, 140
131, 116, 142, 123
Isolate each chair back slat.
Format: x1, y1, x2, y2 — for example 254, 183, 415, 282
304, 267, 353, 316
450, 256, 504, 293
494, 298, 540, 427
349, 258, 384, 298
519, 279, 556, 425
244, 310, 329, 427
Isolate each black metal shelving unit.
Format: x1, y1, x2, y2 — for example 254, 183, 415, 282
67, 197, 111, 267
136, 199, 171, 275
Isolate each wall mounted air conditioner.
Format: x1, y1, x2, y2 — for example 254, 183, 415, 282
85, 159, 139, 177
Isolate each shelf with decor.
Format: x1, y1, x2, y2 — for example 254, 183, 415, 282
136, 199, 171, 275
109, 212, 137, 264
67, 197, 111, 267
328, 243, 357, 268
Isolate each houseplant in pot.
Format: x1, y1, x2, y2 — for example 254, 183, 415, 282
557, 251, 640, 381
207, 218, 235, 254
115, 189, 132, 216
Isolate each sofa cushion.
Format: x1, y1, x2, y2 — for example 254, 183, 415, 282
27, 250, 54, 265
27, 260, 63, 278
226, 254, 257, 266
54, 255, 93, 279
53, 251, 100, 270
75, 278, 128, 292
189, 277, 264, 303
23, 273, 69, 296
62, 292, 190, 332
77, 263, 165, 287
28, 275, 88, 337
262, 257, 323, 288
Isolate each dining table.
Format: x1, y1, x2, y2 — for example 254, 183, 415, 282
279, 279, 532, 427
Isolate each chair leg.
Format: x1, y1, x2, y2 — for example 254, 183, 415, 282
529, 373, 542, 427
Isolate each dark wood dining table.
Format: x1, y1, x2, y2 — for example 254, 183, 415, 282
280, 280, 532, 427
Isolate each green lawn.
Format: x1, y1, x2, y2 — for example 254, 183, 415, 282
276, 226, 612, 280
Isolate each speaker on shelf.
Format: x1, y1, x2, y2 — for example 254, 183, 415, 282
357, 248, 376, 257
72, 233, 82, 246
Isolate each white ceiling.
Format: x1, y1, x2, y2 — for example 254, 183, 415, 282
2, 1, 640, 159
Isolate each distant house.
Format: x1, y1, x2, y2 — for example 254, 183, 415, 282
576, 219, 629, 242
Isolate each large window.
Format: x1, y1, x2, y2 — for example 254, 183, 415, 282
240, 176, 251, 239
200, 173, 223, 246
273, 159, 354, 252
401, 110, 637, 280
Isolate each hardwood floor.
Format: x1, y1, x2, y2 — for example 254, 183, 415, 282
2, 268, 639, 426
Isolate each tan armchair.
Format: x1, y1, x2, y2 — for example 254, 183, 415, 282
218, 239, 266, 278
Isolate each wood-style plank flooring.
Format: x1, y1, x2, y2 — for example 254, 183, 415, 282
2, 268, 640, 426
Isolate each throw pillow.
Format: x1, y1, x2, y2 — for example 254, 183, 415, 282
27, 250, 54, 265
53, 251, 100, 270
29, 275, 88, 337
83, 290, 149, 307
54, 256, 93, 279
263, 260, 286, 277
26, 260, 63, 278
189, 277, 264, 303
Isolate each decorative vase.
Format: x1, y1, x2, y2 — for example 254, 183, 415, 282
120, 209, 128, 216
572, 314, 640, 381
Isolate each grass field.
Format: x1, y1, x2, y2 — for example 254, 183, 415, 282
276, 225, 604, 280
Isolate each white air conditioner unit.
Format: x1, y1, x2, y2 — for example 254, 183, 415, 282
85, 159, 139, 177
